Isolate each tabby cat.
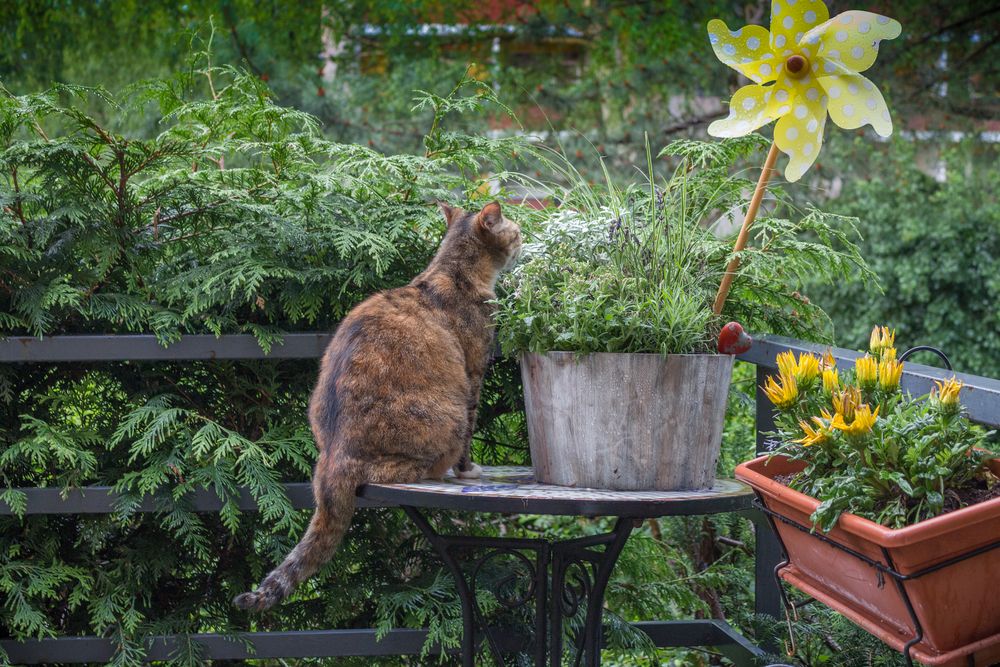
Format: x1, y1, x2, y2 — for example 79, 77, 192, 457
234, 201, 521, 611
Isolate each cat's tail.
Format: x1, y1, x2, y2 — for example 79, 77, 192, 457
233, 460, 360, 612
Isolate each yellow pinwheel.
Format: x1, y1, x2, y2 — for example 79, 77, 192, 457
707, 1, 901, 181
707, 0, 902, 316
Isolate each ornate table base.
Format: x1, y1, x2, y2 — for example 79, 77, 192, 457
404, 506, 633, 667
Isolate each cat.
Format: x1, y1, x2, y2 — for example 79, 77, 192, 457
233, 201, 521, 612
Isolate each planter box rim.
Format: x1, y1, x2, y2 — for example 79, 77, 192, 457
736, 453, 1000, 548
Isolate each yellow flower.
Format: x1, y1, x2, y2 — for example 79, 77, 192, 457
764, 373, 799, 409
832, 386, 861, 421
878, 357, 903, 391
932, 378, 963, 413
881, 347, 897, 361
775, 350, 820, 387
831, 403, 879, 437
869, 325, 896, 357
822, 368, 840, 394
855, 355, 878, 389
820, 350, 837, 371
707, 1, 901, 181
794, 415, 833, 447
796, 353, 820, 386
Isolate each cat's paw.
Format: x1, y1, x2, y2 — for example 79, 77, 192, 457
454, 462, 483, 479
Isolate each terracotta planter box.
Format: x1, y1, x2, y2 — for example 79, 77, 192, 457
521, 352, 734, 491
736, 455, 1000, 667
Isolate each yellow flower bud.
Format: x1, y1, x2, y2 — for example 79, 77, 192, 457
796, 353, 820, 386
832, 386, 861, 422
822, 368, 840, 394
855, 355, 878, 389
763, 373, 799, 410
869, 325, 896, 356
820, 350, 837, 371
776, 351, 797, 381
932, 378, 963, 414
878, 357, 903, 391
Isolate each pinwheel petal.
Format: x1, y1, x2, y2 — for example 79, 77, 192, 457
774, 91, 829, 182
708, 19, 775, 83
770, 0, 829, 53
806, 11, 902, 73
819, 72, 892, 136
708, 83, 782, 137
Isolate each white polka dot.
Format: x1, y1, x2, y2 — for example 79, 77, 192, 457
743, 97, 757, 110
795, 105, 808, 119
764, 91, 773, 101
806, 33, 820, 45
724, 43, 737, 56
776, 89, 790, 102
851, 46, 864, 59
843, 104, 855, 116
787, 0, 796, 5
783, 15, 794, 29
836, 30, 849, 42
786, 126, 799, 140
804, 10, 817, 23
877, 15, 890, 24
795, 32, 803, 43
807, 118, 819, 132
782, 49, 794, 56
778, 105, 791, 115
882, 110, 891, 120
823, 60, 837, 73
760, 63, 773, 76
859, 22, 871, 34
710, 33, 719, 44
863, 79, 874, 90
804, 143, 814, 155
730, 28, 743, 37
806, 87, 820, 100
740, 56, 752, 63
747, 36, 761, 50
848, 83, 859, 94
827, 49, 841, 59
775, 34, 787, 48
840, 14, 853, 24
829, 85, 842, 99
773, 2, 782, 14
866, 97, 877, 110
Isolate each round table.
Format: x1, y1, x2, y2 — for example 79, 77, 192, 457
358, 466, 757, 667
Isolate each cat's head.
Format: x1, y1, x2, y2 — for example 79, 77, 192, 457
438, 201, 522, 273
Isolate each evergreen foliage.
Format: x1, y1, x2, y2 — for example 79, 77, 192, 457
0, 55, 533, 665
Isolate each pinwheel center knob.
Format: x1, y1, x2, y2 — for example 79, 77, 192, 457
786, 54, 810, 78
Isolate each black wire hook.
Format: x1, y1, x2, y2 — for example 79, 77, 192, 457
899, 345, 953, 371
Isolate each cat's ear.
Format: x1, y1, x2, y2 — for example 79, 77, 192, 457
476, 201, 502, 232
437, 202, 460, 228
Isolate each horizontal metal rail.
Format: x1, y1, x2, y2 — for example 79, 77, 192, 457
0, 483, 385, 515
0, 621, 763, 664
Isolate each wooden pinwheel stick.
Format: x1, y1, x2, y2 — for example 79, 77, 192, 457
712, 141, 781, 315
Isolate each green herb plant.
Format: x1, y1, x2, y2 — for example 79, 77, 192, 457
495, 135, 876, 357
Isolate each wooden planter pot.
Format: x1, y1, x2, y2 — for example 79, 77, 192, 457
736, 455, 1000, 667
520, 352, 734, 491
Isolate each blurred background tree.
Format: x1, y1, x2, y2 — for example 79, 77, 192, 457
5, 0, 995, 370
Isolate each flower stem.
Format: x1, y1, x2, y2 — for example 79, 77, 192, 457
712, 141, 781, 315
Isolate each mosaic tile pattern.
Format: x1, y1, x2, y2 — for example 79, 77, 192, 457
367, 466, 750, 503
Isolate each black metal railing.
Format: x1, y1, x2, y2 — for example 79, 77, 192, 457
4, 332, 997, 664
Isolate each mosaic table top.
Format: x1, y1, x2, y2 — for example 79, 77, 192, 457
358, 466, 753, 518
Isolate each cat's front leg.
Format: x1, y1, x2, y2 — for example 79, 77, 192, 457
453, 385, 483, 479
